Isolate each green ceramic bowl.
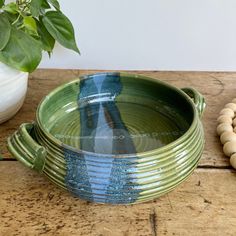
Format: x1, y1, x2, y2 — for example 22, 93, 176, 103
8, 72, 205, 204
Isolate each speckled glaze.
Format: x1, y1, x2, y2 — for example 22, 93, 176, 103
8, 72, 206, 204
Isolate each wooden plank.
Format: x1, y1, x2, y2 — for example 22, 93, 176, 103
0, 162, 236, 236
0, 70, 234, 167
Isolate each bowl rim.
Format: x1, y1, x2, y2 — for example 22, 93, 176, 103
36, 72, 200, 158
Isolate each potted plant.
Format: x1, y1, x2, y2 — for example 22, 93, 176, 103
0, 0, 79, 124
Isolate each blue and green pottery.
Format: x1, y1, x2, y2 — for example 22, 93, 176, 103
8, 72, 206, 204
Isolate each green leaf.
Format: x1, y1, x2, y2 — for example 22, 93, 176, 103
23, 16, 37, 34
0, 14, 11, 50
0, 28, 42, 72
2, 11, 18, 24
41, 0, 50, 9
37, 18, 55, 52
3, 2, 18, 14
42, 11, 80, 53
47, 0, 60, 10
0, 0, 5, 8
30, 0, 43, 17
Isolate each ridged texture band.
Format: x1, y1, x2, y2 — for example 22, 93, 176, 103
7, 73, 205, 204
33, 119, 204, 204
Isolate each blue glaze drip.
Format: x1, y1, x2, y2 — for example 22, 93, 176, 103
64, 73, 141, 204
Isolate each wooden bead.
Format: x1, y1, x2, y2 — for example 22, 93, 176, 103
230, 153, 236, 169
223, 141, 236, 156
219, 108, 235, 118
233, 118, 236, 127
217, 115, 233, 124
232, 98, 236, 104
225, 103, 236, 112
217, 123, 233, 136
220, 131, 236, 145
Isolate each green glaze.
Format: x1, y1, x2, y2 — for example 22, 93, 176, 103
8, 72, 206, 204
7, 123, 46, 172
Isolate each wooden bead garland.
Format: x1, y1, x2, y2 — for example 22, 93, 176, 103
217, 115, 233, 124
219, 108, 235, 118
217, 99, 236, 169
220, 131, 236, 145
217, 123, 233, 136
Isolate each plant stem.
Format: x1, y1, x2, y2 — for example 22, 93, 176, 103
11, 13, 21, 25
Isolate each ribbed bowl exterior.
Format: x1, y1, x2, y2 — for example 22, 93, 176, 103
33, 117, 204, 204
8, 73, 205, 204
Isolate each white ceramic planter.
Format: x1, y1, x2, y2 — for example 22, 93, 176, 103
0, 63, 28, 124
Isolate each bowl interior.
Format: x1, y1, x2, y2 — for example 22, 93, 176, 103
38, 73, 194, 155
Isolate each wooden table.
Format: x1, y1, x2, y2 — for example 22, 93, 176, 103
1, 70, 236, 236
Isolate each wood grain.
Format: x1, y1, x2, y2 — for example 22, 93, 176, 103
1, 70, 236, 235
0, 70, 233, 167
0, 162, 236, 236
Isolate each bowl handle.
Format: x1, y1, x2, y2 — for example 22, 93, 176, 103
181, 87, 206, 118
7, 123, 46, 172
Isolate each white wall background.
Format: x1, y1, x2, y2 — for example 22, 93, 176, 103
39, 0, 236, 71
